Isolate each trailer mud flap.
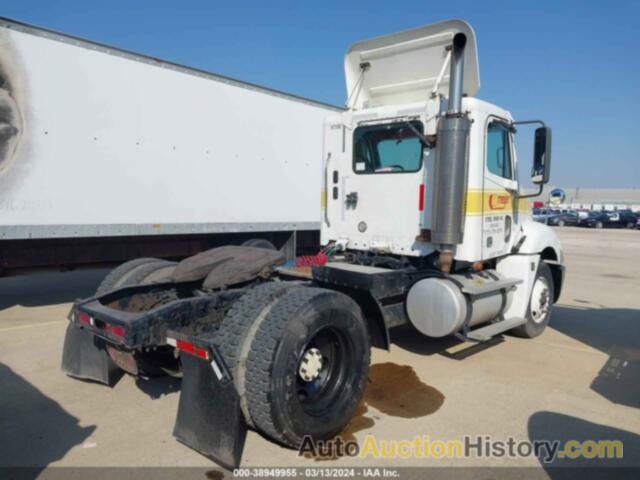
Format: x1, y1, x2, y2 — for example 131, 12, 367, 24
61, 323, 123, 386
171, 334, 246, 469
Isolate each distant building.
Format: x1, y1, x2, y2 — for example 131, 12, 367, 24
523, 187, 640, 211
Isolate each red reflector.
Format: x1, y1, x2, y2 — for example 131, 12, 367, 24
78, 313, 91, 325
176, 339, 208, 360
419, 184, 425, 212
109, 325, 125, 337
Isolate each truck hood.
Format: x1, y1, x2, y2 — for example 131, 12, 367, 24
344, 19, 480, 109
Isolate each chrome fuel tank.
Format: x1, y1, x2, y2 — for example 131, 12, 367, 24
406, 270, 516, 337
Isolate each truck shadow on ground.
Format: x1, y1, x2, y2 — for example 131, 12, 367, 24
528, 411, 640, 477
135, 375, 182, 399
0, 268, 110, 310
550, 305, 640, 409
0, 363, 95, 476
390, 323, 505, 360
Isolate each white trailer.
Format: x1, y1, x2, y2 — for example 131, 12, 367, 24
0, 17, 340, 270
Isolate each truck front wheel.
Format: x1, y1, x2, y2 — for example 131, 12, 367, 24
244, 288, 370, 447
510, 262, 554, 338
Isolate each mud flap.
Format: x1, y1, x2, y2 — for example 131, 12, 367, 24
171, 334, 247, 469
61, 323, 123, 386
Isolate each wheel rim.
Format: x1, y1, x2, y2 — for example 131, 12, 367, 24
530, 276, 551, 324
295, 326, 351, 416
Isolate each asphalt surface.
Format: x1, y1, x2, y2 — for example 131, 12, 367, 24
0, 227, 638, 477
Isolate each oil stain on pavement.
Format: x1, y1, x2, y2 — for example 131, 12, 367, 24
365, 362, 444, 418
304, 362, 444, 461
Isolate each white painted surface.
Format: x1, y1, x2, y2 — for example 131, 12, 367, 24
321, 102, 434, 256
344, 19, 480, 110
0, 19, 339, 239
321, 97, 537, 261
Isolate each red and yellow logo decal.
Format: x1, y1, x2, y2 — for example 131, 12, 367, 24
488, 193, 511, 210
465, 190, 528, 216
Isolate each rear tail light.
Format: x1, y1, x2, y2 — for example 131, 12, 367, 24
78, 312, 92, 325
419, 184, 425, 212
109, 325, 125, 338
76, 310, 125, 338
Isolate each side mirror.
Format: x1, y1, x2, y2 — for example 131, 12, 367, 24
532, 127, 552, 184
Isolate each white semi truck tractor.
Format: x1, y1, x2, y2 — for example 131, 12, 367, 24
63, 19, 565, 468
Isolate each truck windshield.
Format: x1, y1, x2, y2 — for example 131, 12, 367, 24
353, 121, 424, 174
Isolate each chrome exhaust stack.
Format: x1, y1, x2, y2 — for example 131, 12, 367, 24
431, 33, 471, 273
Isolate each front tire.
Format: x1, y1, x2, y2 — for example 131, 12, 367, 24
595, 221, 604, 229
243, 287, 370, 447
511, 262, 554, 339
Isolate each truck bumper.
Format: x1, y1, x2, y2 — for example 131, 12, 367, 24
62, 284, 234, 383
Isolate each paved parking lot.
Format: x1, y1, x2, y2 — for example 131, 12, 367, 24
0, 227, 638, 477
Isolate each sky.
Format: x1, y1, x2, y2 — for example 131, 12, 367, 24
1, 0, 639, 188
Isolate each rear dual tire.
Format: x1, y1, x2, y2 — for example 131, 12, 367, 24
95, 257, 178, 376
217, 284, 370, 447
96, 257, 176, 295
241, 238, 277, 250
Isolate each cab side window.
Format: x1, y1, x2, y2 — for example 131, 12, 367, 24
486, 122, 513, 179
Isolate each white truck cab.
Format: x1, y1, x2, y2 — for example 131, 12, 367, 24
323, 97, 538, 261
319, 19, 564, 341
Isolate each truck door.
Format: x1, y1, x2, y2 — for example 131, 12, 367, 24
332, 121, 426, 253
482, 118, 518, 258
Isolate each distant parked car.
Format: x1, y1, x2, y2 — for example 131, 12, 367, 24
575, 209, 590, 220
532, 208, 559, 225
548, 211, 580, 227
618, 210, 640, 229
579, 211, 638, 229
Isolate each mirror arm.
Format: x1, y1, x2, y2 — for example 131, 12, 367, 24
512, 119, 547, 128
518, 183, 544, 199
